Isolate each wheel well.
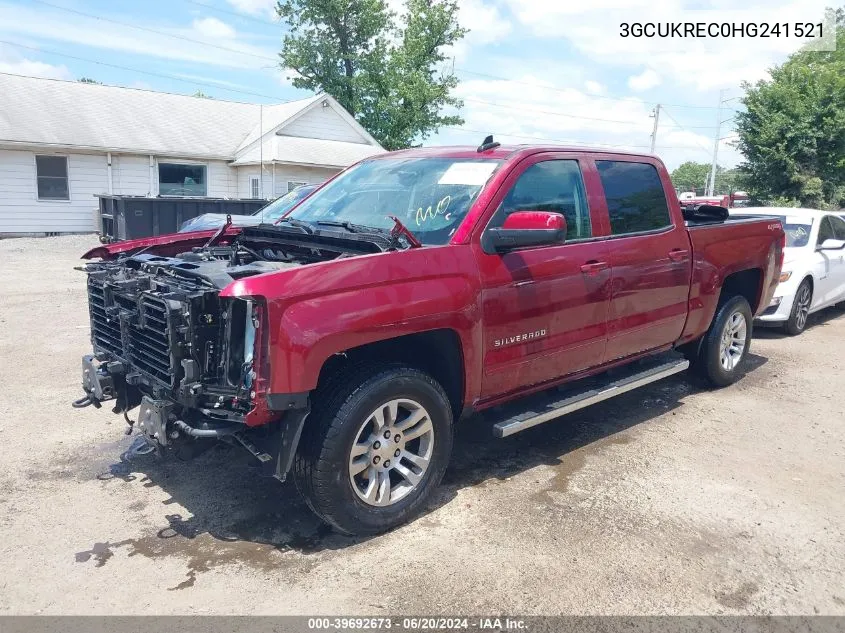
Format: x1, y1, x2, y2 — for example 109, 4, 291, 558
720, 268, 763, 313
316, 329, 465, 418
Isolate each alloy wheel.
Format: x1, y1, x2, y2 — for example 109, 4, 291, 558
348, 399, 435, 507
795, 285, 811, 331
719, 311, 747, 371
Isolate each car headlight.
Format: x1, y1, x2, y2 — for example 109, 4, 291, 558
779, 271, 792, 283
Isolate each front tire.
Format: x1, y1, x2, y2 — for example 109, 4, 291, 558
694, 295, 752, 387
293, 365, 453, 536
784, 279, 812, 336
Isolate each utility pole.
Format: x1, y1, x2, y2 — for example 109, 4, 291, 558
649, 104, 661, 153
706, 89, 725, 197
259, 104, 264, 199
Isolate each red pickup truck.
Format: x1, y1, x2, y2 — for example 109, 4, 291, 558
76, 142, 784, 535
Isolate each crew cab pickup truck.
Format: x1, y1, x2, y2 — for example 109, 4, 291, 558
75, 142, 784, 535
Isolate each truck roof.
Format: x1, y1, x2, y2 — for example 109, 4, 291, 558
371, 144, 658, 162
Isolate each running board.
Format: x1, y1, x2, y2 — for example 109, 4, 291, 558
489, 353, 690, 438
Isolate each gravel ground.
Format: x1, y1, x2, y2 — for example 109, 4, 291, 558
1, 234, 844, 616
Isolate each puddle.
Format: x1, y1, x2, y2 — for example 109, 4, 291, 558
74, 513, 340, 590
541, 433, 633, 498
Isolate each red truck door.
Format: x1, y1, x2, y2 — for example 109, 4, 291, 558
474, 153, 612, 399
590, 158, 692, 361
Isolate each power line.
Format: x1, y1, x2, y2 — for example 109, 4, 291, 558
658, 107, 715, 158
29, 0, 280, 64
461, 97, 721, 129
0, 41, 289, 101
181, 0, 284, 28
455, 68, 741, 111
34, 0, 743, 122
441, 126, 718, 151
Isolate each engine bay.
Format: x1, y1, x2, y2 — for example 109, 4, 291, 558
79, 224, 396, 430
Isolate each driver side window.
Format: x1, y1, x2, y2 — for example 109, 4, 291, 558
817, 217, 835, 245
829, 215, 845, 240
492, 160, 591, 240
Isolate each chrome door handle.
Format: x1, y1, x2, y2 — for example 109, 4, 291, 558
580, 261, 609, 276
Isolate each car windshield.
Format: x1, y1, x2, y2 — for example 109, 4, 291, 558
285, 157, 502, 245
253, 185, 316, 222
771, 215, 814, 247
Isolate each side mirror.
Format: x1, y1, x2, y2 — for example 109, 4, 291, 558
819, 238, 845, 251
486, 211, 567, 253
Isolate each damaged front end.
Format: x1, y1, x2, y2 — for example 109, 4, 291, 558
73, 224, 395, 478
77, 253, 278, 452
73, 238, 303, 476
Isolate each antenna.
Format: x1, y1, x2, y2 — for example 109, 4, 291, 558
477, 135, 501, 153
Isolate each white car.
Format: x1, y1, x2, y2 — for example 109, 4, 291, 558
732, 207, 845, 335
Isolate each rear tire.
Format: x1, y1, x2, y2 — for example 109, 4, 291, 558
293, 364, 453, 536
693, 295, 752, 387
783, 279, 812, 336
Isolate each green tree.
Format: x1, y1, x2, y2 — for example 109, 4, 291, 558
77, 77, 102, 84
671, 161, 711, 193
735, 7, 845, 209
276, 0, 466, 150
670, 161, 745, 195
192, 90, 214, 99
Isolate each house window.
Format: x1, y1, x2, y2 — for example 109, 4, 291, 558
288, 180, 308, 192
158, 163, 207, 196
35, 155, 69, 200
249, 176, 261, 199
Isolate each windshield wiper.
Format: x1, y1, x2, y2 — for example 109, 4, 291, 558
276, 217, 316, 234
314, 220, 387, 234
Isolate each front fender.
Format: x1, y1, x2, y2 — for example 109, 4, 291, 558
220, 245, 483, 402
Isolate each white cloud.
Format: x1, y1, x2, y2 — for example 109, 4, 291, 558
226, 0, 277, 17
0, 4, 278, 70
585, 80, 605, 95
430, 68, 745, 169
628, 68, 661, 91
0, 47, 71, 79
459, 0, 511, 44
192, 17, 237, 39
501, 0, 833, 91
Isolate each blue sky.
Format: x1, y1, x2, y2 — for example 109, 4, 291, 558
0, 0, 834, 171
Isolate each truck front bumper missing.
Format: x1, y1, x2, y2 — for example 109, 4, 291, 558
73, 355, 310, 482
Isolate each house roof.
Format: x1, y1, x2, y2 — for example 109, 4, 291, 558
231, 135, 385, 167
0, 73, 383, 165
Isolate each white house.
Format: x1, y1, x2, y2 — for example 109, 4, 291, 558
0, 74, 385, 235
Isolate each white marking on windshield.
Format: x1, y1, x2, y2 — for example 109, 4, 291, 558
437, 162, 497, 186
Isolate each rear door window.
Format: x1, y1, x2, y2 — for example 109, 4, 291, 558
596, 160, 672, 235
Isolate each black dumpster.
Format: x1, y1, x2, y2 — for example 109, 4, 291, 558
97, 195, 269, 242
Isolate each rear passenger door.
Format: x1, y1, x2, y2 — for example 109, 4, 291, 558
592, 159, 692, 362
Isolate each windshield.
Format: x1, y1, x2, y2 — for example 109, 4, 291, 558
253, 185, 316, 222
771, 215, 813, 247
284, 157, 501, 245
